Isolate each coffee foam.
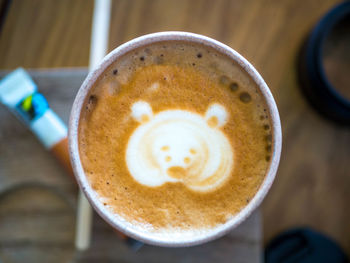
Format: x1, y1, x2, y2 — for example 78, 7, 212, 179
126, 100, 233, 192
79, 41, 273, 233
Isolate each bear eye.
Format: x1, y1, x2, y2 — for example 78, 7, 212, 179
189, 148, 196, 154
161, 145, 170, 151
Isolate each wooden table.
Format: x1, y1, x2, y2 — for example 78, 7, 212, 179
0, 0, 349, 259
0, 69, 262, 262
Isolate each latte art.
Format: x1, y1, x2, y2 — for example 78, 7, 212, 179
126, 100, 234, 192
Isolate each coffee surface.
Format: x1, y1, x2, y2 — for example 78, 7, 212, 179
79, 41, 272, 234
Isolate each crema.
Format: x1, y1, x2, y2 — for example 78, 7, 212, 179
78, 41, 273, 234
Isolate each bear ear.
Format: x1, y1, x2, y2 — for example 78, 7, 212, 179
131, 101, 153, 123
205, 103, 228, 128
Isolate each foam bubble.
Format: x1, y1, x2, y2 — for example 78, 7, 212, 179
149, 82, 160, 91
239, 92, 252, 103
219, 75, 230, 85
86, 95, 98, 111
126, 100, 234, 192
229, 82, 239, 91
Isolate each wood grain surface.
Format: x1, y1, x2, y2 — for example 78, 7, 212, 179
0, 0, 349, 259
0, 70, 262, 263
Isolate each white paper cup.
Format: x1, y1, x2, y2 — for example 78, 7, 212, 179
69, 32, 282, 247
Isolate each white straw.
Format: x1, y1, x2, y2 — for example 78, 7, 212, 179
89, 0, 112, 70
75, 191, 94, 250
75, 0, 112, 251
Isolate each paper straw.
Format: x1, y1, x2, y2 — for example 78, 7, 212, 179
75, 0, 112, 251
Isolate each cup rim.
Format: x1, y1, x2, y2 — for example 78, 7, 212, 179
68, 31, 282, 247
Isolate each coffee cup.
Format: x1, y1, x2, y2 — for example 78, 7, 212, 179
69, 32, 282, 247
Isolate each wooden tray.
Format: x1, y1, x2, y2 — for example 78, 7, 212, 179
0, 69, 261, 263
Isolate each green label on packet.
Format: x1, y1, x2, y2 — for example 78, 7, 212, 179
17, 92, 49, 122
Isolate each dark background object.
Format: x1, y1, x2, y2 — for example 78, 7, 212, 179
322, 8, 350, 102
298, 1, 350, 125
0, 0, 11, 34
265, 228, 348, 263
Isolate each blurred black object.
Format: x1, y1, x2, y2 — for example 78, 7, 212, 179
298, 1, 350, 125
265, 228, 348, 263
0, 0, 11, 34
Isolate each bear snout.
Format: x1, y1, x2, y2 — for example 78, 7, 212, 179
167, 166, 187, 180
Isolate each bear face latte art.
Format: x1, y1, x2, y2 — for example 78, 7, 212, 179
78, 41, 273, 234
127, 101, 233, 192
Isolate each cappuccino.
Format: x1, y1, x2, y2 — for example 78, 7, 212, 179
78, 41, 273, 235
